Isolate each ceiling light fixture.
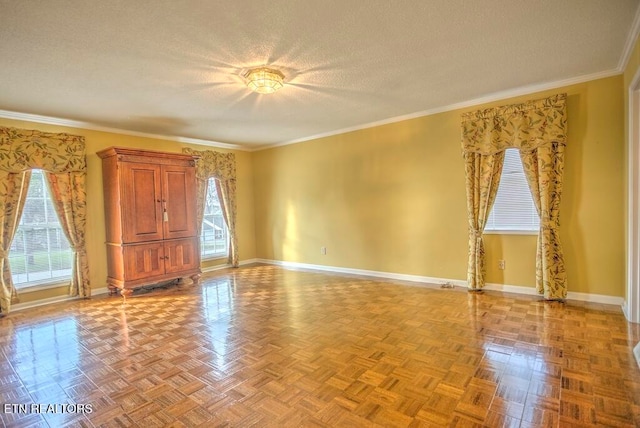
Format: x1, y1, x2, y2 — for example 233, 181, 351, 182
244, 67, 285, 94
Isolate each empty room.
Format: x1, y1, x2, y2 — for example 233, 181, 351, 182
1, 1, 640, 427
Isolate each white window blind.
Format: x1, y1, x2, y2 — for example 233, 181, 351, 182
200, 177, 229, 258
10, 169, 73, 287
485, 149, 540, 233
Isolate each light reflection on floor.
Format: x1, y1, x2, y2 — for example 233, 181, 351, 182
201, 277, 234, 370
12, 318, 80, 379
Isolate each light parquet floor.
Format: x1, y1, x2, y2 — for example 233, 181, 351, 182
1, 264, 640, 427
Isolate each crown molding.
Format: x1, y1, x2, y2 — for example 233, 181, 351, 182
0, 64, 627, 154
0, 109, 250, 152
254, 68, 622, 151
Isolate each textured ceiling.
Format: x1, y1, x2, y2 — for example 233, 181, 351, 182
1, 0, 639, 149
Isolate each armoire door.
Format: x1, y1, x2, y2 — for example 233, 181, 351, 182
164, 238, 200, 275
123, 242, 165, 281
162, 165, 197, 240
121, 162, 164, 243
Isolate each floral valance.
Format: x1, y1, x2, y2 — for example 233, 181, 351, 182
182, 148, 236, 180
0, 127, 86, 173
461, 93, 567, 155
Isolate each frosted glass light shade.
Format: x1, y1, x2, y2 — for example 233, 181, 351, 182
245, 67, 285, 94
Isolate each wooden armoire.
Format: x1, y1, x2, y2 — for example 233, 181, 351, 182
97, 147, 201, 297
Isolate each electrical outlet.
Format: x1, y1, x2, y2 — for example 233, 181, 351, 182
320, 246, 327, 255
498, 260, 505, 270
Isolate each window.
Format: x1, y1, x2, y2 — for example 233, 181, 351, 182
10, 169, 73, 288
485, 149, 540, 233
200, 178, 228, 258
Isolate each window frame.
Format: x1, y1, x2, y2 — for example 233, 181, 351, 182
483, 229, 538, 236
200, 177, 229, 260
10, 169, 74, 290
484, 149, 540, 235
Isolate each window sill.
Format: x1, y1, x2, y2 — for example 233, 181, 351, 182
15, 279, 70, 293
484, 230, 538, 235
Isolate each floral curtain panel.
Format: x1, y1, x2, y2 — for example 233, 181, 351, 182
0, 127, 86, 173
0, 127, 90, 313
45, 172, 91, 298
182, 148, 239, 267
464, 151, 504, 290
215, 179, 238, 266
461, 94, 567, 154
520, 143, 567, 299
0, 171, 31, 314
460, 94, 568, 299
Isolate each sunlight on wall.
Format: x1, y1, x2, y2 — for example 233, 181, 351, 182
253, 76, 625, 297
282, 201, 299, 261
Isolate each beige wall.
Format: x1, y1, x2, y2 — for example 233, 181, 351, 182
1, 74, 627, 304
0, 118, 256, 305
253, 76, 625, 297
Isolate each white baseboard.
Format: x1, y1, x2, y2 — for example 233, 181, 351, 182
201, 258, 260, 273
92, 287, 110, 296
202, 263, 232, 273
8, 259, 260, 313
565, 290, 625, 306
7, 258, 624, 312
11, 295, 80, 312
10, 286, 111, 312
634, 342, 640, 369
256, 258, 625, 306
483, 282, 538, 296
255, 258, 451, 284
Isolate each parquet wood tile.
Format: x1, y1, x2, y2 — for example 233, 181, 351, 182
1, 264, 640, 427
